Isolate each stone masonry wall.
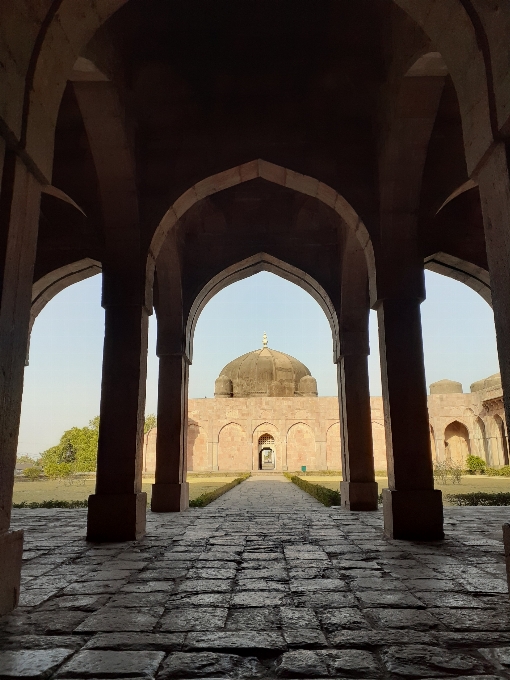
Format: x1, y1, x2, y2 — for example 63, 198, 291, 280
142, 387, 507, 474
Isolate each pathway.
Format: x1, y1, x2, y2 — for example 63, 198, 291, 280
1, 477, 510, 678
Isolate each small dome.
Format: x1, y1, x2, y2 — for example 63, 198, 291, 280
214, 374, 233, 398
217, 345, 316, 398
470, 373, 501, 393
298, 375, 318, 396
429, 379, 463, 395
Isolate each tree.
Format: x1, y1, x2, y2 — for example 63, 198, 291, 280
144, 414, 157, 434
16, 454, 40, 466
40, 417, 100, 477
23, 467, 42, 480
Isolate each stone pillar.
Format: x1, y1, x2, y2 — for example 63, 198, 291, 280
478, 143, 510, 435
151, 353, 190, 511
87, 298, 149, 541
338, 332, 378, 511
377, 297, 443, 540
0, 151, 41, 614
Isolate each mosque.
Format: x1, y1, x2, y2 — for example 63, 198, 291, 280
143, 337, 509, 474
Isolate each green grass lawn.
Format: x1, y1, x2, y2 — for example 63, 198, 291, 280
14, 474, 510, 507
12, 477, 236, 505
303, 475, 510, 505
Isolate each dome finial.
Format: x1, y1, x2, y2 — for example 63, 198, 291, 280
262, 332, 268, 348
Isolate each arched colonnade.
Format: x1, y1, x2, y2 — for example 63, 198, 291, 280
1, 0, 510, 616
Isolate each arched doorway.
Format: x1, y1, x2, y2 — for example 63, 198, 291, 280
444, 421, 470, 466
474, 417, 488, 463
494, 415, 509, 466
258, 433, 276, 470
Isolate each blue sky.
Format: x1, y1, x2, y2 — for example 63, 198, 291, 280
17, 270, 500, 457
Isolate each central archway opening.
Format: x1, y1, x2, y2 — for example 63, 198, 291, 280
184, 269, 338, 479
258, 433, 276, 470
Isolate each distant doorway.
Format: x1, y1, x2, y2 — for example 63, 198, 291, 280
444, 421, 470, 466
258, 433, 275, 470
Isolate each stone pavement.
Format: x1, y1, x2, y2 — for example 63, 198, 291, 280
2, 475, 510, 678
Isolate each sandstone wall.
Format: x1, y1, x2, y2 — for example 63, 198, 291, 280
142, 387, 508, 474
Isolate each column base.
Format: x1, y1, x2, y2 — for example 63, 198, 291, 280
383, 488, 444, 540
340, 481, 378, 511
0, 530, 23, 616
151, 482, 189, 512
502, 524, 510, 592
87, 492, 146, 542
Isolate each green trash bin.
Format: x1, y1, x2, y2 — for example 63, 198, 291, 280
301, 465, 306, 472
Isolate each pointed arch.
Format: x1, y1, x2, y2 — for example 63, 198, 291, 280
444, 420, 471, 466
218, 422, 249, 471
424, 252, 492, 307
185, 252, 339, 364
27, 258, 102, 363
148, 159, 375, 306
5, 0, 503, 182
287, 422, 316, 472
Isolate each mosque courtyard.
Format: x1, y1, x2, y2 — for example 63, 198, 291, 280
1, 476, 510, 678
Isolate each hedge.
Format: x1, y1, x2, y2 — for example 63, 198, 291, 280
12, 499, 88, 509
284, 473, 341, 507
446, 492, 510, 506
485, 466, 510, 477
189, 473, 250, 507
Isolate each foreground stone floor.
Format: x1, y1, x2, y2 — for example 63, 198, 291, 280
2, 476, 510, 678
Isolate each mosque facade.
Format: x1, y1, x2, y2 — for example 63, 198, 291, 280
143, 342, 509, 474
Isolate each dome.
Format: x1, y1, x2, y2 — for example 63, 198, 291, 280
299, 375, 318, 396
217, 341, 317, 398
429, 379, 463, 395
214, 374, 233, 398
470, 373, 501, 392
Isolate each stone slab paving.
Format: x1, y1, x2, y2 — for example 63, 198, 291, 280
1, 475, 510, 678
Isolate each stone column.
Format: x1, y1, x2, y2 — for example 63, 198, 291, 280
338, 332, 378, 511
151, 352, 190, 511
0, 151, 41, 615
87, 297, 149, 541
377, 297, 443, 539
478, 143, 510, 436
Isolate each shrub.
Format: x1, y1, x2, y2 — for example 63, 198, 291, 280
189, 474, 250, 508
466, 455, 486, 473
285, 473, 341, 507
433, 461, 462, 484
298, 470, 342, 476
486, 466, 510, 477
12, 499, 88, 509
446, 492, 510, 506
22, 467, 42, 480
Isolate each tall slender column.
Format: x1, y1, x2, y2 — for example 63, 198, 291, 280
151, 352, 190, 511
0, 151, 41, 614
377, 297, 443, 540
87, 297, 149, 541
478, 143, 510, 435
338, 331, 378, 511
